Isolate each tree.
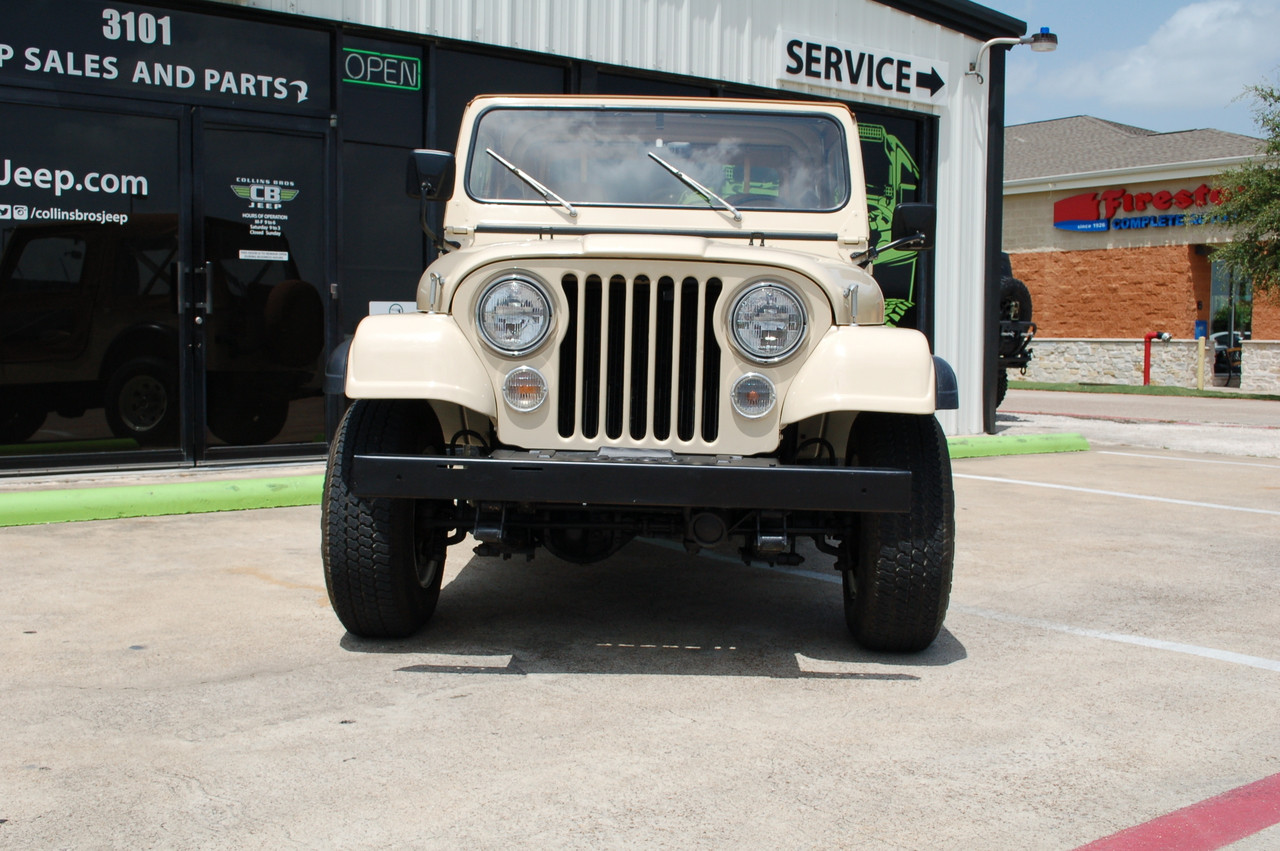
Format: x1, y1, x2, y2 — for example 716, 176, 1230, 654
1214, 82, 1280, 299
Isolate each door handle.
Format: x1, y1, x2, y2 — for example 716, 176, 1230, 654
194, 264, 212, 315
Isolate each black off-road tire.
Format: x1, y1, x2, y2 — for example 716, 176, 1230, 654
996, 368, 1010, 407
842, 412, 955, 652
322, 399, 448, 638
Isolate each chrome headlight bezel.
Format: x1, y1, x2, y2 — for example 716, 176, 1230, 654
475, 271, 554, 356
729, 280, 808, 363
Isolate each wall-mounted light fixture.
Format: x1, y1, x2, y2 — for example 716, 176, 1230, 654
966, 26, 1058, 84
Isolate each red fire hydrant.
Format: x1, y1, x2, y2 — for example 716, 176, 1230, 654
1143, 331, 1171, 385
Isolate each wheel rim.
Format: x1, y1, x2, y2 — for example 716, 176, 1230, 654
118, 374, 168, 433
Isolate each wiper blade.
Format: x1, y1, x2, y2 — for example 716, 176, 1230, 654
647, 151, 741, 222
486, 148, 577, 218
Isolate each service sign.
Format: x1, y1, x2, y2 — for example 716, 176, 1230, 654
777, 31, 948, 107
0, 1, 331, 114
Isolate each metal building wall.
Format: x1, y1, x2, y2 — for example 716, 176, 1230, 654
222, 0, 1002, 435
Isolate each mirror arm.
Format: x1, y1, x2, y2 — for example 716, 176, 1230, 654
418, 188, 458, 254
850, 231, 927, 268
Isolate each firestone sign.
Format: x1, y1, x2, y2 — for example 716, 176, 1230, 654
1053, 183, 1230, 232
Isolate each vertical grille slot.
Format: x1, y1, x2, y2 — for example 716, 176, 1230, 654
558, 271, 720, 445
701, 278, 722, 441
629, 276, 651, 440
557, 276, 579, 438
604, 275, 627, 439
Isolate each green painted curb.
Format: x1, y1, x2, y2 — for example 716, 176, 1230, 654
947, 432, 1090, 459
0, 475, 324, 528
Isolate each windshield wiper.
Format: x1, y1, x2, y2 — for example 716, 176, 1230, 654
647, 151, 741, 222
485, 148, 577, 218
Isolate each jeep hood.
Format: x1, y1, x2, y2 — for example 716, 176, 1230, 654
417, 233, 884, 325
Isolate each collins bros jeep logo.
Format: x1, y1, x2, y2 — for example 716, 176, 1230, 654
1053, 183, 1230, 232
232, 182, 299, 208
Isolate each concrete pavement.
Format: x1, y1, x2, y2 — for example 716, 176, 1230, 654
998, 389, 1280, 458
2, 390, 1278, 848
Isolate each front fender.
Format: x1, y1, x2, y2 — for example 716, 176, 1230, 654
345, 313, 497, 416
780, 325, 936, 424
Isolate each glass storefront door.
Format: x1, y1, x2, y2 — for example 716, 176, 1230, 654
0, 97, 187, 460
194, 113, 330, 457
1, 96, 332, 468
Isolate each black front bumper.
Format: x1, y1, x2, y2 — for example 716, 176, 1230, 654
352, 449, 911, 513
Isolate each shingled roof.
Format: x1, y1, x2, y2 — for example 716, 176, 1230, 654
1005, 116, 1262, 182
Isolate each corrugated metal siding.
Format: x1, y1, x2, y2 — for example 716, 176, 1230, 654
215, 0, 996, 435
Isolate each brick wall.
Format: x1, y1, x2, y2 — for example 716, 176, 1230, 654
1254, 293, 1280, 340
1009, 245, 1210, 339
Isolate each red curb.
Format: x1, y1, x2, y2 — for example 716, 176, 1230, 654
1075, 772, 1280, 851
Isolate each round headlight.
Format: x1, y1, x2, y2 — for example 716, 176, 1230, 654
730, 373, 776, 418
477, 274, 552, 355
730, 283, 806, 362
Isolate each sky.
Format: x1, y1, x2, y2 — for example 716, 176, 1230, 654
976, 0, 1280, 138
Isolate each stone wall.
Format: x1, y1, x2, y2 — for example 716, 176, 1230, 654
1021, 338, 1219, 388
1241, 342, 1280, 392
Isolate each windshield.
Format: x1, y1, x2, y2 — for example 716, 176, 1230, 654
466, 107, 850, 212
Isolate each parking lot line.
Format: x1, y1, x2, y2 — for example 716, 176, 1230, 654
953, 473, 1280, 516
1098, 450, 1280, 469
1074, 771, 1280, 851
641, 541, 1280, 673
952, 606, 1280, 673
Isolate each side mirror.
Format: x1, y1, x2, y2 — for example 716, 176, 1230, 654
406, 149, 455, 201
890, 202, 936, 250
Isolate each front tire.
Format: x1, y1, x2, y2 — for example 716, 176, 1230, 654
842, 413, 954, 652
322, 399, 449, 638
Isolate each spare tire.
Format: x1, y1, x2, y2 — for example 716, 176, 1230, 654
1000, 276, 1032, 323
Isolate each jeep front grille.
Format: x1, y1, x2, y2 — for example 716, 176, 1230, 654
558, 274, 722, 445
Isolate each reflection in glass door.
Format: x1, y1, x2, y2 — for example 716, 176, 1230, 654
195, 117, 329, 454
0, 99, 185, 460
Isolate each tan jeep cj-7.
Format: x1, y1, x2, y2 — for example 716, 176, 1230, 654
323, 95, 958, 652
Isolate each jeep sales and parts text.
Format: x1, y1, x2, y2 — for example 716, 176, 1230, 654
0, 5, 316, 105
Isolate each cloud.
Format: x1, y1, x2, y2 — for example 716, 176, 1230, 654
1042, 0, 1280, 112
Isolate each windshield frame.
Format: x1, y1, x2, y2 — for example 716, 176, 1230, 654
463, 104, 853, 215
